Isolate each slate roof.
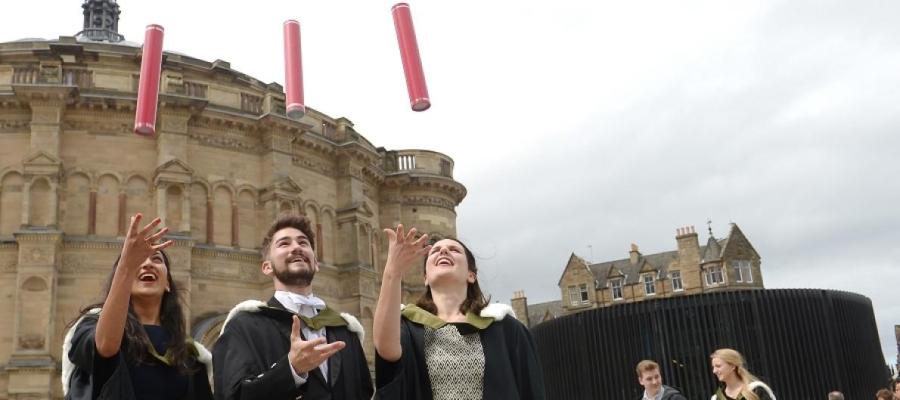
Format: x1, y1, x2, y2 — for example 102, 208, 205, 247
702, 235, 723, 263
589, 239, 726, 287
526, 300, 563, 328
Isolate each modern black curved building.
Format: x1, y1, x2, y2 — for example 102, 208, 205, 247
532, 289, 888, 400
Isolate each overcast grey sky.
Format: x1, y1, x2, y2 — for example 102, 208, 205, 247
5, 0, 898, 367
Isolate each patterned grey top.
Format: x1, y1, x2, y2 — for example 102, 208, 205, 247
424, 324, 486, 400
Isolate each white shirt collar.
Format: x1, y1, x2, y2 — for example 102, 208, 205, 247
274, 290, 325, 314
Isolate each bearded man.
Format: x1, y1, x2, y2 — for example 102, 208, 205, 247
213, 214, 373, 400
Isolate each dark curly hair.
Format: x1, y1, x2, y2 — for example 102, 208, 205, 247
70, 250, 193, 374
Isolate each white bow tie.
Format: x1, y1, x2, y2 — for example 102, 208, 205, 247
287, 293, 326, 310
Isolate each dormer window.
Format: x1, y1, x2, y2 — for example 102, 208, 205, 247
642, 274, 656, 296
610, 279, 624, 300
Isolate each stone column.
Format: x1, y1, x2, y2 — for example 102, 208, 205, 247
206, 198, 214, 245
231, 202, 239, 247
156, 183, 168, 226
20, 180, 30, 227
49, 181, 58, 227
180, 190, 191, 233
316, 223, 323, 261
6, 231, 63, 400
118, 191, 126, 236
88, 189, 97, 235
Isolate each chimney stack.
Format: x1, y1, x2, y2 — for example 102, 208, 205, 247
629, 243, 641, 264
510, 290, 529, 327
676, 225, 701, 266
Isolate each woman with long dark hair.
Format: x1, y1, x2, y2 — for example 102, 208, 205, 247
63, 214, 214, 400
373, 225, 545, 400
710, 348, 775, 400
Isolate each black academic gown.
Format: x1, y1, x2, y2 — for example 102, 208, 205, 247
212, 297, 373, 400
712, 384, 775, 400
65, 315, 214, 400
375, 307, 546, 400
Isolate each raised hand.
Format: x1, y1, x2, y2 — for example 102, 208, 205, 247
382, 224, 431, 278
95, 213, 174, 358
288, 315, 345, 374
118, 213, 173, 273
373, 224, 429, 361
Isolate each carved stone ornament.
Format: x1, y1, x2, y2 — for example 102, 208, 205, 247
17, 334, 45, 350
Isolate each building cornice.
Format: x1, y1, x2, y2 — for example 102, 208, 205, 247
382, 173, 467, 204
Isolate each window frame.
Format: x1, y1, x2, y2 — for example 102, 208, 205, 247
642, 273, 656, 296
733, 260, 753, 283
610, 278, 624, 301
670, 270, 684, 292
568, 285, 580, 306
705, 265, 725, 286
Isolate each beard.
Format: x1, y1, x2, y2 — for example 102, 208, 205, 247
272, 261, 316, 287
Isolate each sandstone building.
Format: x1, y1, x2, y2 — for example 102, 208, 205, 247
512, 223, 763, 328
0, 1, 465, 398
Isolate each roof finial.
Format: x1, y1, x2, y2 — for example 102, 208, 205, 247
707, 218, 714, 238
76, 0, 124, 42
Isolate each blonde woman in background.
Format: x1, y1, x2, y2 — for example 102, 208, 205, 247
710, 348, 776, 400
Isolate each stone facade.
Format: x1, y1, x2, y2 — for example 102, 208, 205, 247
514, 223, 763, 327
0, 36, 465, 399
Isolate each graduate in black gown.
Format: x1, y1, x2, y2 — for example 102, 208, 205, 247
212, 214, 373, 400
373, 226, 546, 400
710, 348, 776, 400
63, 214, 214, 400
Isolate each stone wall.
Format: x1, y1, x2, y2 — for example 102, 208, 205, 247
0, 38, 466, 399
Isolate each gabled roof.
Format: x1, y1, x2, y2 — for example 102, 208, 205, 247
588, 235, 731, 287
702, 235, 723, 263
557, 253, 590, 286
590, 250, 680, 287
720, 223, 760, 259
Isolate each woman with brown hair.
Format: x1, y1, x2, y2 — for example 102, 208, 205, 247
373, 225, 545, 400
709, 348, 775, 400
63, 214, 213, 400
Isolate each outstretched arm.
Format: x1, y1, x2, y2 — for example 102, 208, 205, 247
373, 225, 430, 362
94, 214, 172, 357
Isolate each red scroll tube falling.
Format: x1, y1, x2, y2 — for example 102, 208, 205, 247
134, 24, 165, 136
283, 20, 306, 120
392, 3, 430, 111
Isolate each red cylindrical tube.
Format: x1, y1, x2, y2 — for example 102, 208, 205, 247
134, 24, 165, 136
392, 3, 430, 111
283, 20, 306, 120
